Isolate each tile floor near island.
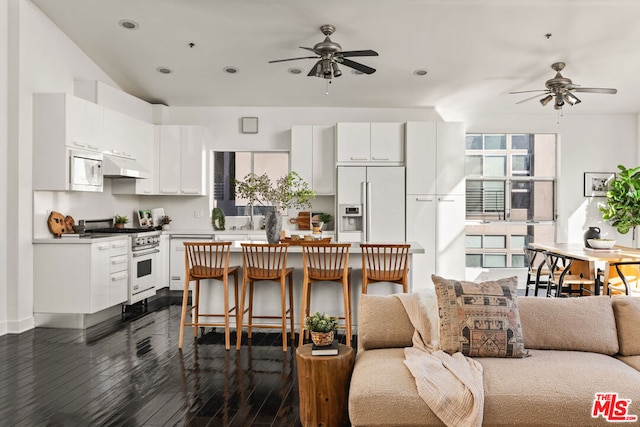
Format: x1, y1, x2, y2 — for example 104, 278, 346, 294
0, 298, 355, 426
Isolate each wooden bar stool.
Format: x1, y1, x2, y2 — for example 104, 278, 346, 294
360, 243, 410, 294
299, 243, 352, 347
236, 243, 295, 352
179, 241, 240, 350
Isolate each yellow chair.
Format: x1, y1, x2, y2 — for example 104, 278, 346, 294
299, 243, 352, 347
360, 243, 410, 294
236, 243, 295, 352
179, 242, 239, 350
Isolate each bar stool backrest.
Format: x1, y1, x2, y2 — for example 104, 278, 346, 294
301, 243, 351, 281
361, 243, 410, 282
184, 241, 231, 279
241, 243, 290, 280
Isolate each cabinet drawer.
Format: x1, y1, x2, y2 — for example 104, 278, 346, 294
110, 254, 128, 274
110, 240, 129, 257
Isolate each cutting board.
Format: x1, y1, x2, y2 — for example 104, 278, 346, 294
297, 211, 311, 230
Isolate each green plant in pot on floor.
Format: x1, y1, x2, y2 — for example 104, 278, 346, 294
304, 311, 338, 346
234, 171, 315, 243
599, 164, 640, 246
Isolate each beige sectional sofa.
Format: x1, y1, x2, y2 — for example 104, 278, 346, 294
349, 294, 640, 427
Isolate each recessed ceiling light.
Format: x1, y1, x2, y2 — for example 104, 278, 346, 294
224, 66, 239, 74
414, 69, 428, 76
351, 69, 364, 75
156, 67, 173, 74
118, 19, 139, 30
288, 68, 302, 75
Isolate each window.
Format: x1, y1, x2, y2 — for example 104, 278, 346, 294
465, 133, 556, 268
212, 151, 289, 217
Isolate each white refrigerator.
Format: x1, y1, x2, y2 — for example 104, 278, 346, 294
337, 166, 405, 242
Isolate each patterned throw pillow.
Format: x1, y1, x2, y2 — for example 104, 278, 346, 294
431, 275, 529, 358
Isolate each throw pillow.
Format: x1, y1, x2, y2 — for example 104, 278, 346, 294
611, 295, 640, 356
431, 275, 529, 358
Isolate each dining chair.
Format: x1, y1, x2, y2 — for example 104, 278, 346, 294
236, 243, 295, 352
606, 261, 640, 296
542, 251, 597, 297
299, 242, 352, 347
179, 241, 240, 350
360, 244, 411, 294
523, 246, 550, 297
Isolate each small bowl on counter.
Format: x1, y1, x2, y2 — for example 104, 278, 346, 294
587, 238, 616, 249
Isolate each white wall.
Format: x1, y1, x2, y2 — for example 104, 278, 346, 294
0, 1, 9, 335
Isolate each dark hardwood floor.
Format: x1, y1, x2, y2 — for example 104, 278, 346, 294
0, 298, 354, 427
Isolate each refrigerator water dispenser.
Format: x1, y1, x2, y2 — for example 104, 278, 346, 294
339, 204, 363, 232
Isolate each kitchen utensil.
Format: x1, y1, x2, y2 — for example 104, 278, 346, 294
297, 211, 311, 230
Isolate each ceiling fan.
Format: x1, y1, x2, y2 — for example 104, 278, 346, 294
268, 24, 378, 79
510, 62, 617, 109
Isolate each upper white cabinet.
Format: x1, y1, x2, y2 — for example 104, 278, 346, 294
33, 93, 105, 191
336, 122, 404, 164
291, 125, 335, 195
406, 121, 465, 195
110, 114, 155, 195
157, 125, 207, 196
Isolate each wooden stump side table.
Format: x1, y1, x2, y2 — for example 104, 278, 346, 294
296, 343, 355, 427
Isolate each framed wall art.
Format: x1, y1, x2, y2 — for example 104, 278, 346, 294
583, 172, 615, 197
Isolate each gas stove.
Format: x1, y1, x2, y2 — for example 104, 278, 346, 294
81, 219, 161, 249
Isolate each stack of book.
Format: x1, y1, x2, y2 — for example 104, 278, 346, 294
311, 339, 339, 356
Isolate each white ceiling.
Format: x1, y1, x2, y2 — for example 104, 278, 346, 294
31, 0, 640, 114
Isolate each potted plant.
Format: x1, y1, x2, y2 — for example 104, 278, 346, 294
318, 213, 334, 230
304, 311, 339, 346
114, 215, 129, 229
599, 165, 640, 246
211, 207, 226, 230
158, 215, 172, 230
235, 171, 315, 243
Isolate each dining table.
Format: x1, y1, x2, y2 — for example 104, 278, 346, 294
528, 242, 640, 295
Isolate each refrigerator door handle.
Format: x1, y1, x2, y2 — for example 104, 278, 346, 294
361, 181, 367, 242
366, 181, 372, 242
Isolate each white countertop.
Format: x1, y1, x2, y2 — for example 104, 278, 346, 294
33, 235, 129, 244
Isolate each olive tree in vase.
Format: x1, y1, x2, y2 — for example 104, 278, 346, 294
235, 171, 315, 244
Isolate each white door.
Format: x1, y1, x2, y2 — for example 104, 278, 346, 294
158, 125, 182, 194
406, 195, 436, 289
312, 125, 335, 194
436, 122, 466, 195
406, 121, 437, 195
337, 167, 366, 205
336, 122, 370, 162
370, 122, 404, 162
436, 194, 466, 279
180, 125, 205, 195
366, 167, 405, 242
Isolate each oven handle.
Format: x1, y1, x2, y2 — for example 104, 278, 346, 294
132, 248, 160, 258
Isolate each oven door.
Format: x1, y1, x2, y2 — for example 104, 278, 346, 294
129, 247, 159, 304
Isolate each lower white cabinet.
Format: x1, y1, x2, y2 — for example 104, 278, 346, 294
157, 234, 170, 290
34, 239, 129, 314
406, 194, 465, 288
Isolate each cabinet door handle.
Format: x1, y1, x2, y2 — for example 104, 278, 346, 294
111, 259, 127, 266
372, 157, 390, 160
350, 157, 368, 160
111, 273, 128, 281
98, 244, 110, 251
438, 197, 456, 202
87, 144, 100, 150
171, 275, 182, 281
72, 141, 87, 148
111, 242, 128, 248
160, 189, 179, 194
181, 189, 200, 195
415, 197, 434, 202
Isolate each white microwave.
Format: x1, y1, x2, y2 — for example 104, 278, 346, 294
69, 149, 103, 192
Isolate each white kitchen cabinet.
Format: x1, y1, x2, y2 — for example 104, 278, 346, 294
157, 125, 207, 196
169, 235, 215, 290
406, 121, 465, 195
34, 239, 129, 314
336, 122, 404, 164
110, 118, 155, 195
157, 234, 170, 289
33, 93, 105, 191
406, 195, 465, 286
291, 125, 335, 194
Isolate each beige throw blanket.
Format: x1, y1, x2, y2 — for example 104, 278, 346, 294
395, 293, 484, 427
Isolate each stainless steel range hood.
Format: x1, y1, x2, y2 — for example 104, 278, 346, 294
102, 154, 150, 179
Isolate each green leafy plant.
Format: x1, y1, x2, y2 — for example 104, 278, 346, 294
304, 311, 338, 333
114, 215, 129, 224
599, 165, 640, 239
158, 215, 172, 226
318, 213, 333, 224
211, 207, 226, 230
234, 171, 315, 211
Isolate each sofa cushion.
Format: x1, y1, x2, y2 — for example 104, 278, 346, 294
349, 348, 444, 426
479, 349, 640, 426
616, 355, 640, 371
518, 296, 619, 355
611, 295, 640, 355
431, 275, 529, 358
357, 294, 414, 351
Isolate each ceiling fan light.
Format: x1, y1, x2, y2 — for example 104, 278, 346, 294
331, 62, 342, 78
540, 94, 553, 106
563, 92, 581, 106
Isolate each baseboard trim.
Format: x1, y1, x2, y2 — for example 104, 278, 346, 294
5, 315, 35, 334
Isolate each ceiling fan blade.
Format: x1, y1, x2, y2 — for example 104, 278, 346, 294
339, 50, 379, 58
572, 87, 617, 94
307, 61, 320, 77
509, 89, 549, 94
268, 56, 319, 64
515, 93, 550, 104
340, 58, 376, 74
